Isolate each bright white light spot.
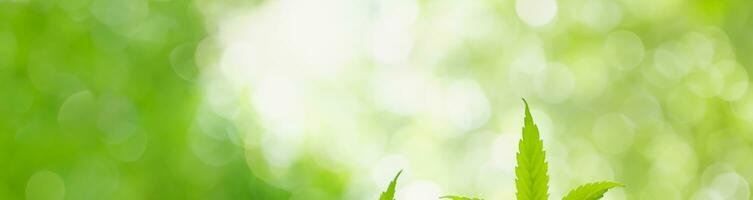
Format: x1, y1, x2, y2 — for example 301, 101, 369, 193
490, 133, 518, 172
710, 172, 750, 199
260, 130, 303, 168
371, 26, 414, 64
474, 164, 515, 199
26, 171, 65, 200
370, 0, 419, 64
532, 109, 555, 142
372, 67, 437, 116
217, 0, 357, 81
516, 0, 557, 27
497, 107, 554, 144
204, 78, 242, 118
252, 75, 306, 133
600, 186, 626, 200
496, 106, 524, 135
372, 155, 409, 187
218, 43, 256, 86
396, 181, 443, 200
444, 80, 491, 133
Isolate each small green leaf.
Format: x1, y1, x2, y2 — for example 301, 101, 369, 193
515, 99, 550, 200
439, 195, 483, 200
562, 181, 624, 200
379, 170, 403, 200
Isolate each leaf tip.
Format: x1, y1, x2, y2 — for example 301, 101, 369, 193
521, 98, 533, 121
394, 169, 403, 182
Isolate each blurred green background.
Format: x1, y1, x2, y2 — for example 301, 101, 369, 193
2, 0, 753, 199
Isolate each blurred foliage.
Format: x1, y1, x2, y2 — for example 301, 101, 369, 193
3, 0, 753, 199
0, 0, 287, 199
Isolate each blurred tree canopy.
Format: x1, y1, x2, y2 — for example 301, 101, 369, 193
3, 0, 753, 199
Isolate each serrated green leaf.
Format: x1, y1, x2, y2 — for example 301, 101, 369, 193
439, 195, 483, 200
562, 181, 623, 200
379, 170, 403, 200
515, 99, 550, 200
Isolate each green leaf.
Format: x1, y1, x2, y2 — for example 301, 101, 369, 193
515, 99, 550, 200
439, 195, 483, 200
562, 182, 624, 200
379, 170, 403, 200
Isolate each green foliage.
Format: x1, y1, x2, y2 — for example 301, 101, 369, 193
381, 100, 623, 200
379, 170, 403, 200
440, 195, 483, 200
562, 182, 624, 200
516, 99, 550, 200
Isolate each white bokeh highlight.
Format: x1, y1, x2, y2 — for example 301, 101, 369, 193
516, 0, 558, 27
